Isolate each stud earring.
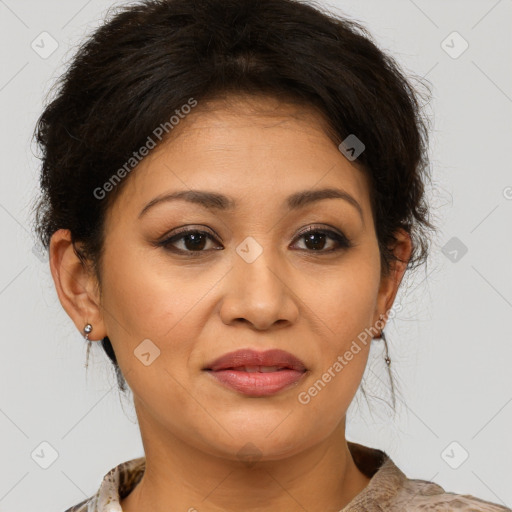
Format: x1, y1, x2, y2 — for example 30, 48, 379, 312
84, 323, 92, 338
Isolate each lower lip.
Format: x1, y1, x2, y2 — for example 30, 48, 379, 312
205, 369, 306, 396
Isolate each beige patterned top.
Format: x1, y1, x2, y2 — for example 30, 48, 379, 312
64, 441, 511, 511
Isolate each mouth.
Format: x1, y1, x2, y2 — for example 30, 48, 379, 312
203, 349, 307, 397
203, 348, 307, 372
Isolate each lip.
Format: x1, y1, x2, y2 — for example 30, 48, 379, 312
203, 349, 307, 397
204, 348, 307, 372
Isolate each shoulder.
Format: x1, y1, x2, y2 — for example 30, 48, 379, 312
63, 495, 95, 512
62, 456, 144, 512
392, 475, 511, 511
346, 445, 511, 512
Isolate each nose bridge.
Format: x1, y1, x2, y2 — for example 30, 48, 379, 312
237, 245, 281, 297
219, 236, 298, 329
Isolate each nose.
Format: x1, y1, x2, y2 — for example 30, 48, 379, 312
219, 247, 299, 331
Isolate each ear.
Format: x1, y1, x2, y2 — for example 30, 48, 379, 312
49, 229, 107, 341
372, 228, 412, 329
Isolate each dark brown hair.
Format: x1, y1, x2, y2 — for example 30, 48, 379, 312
32, 0, 436, 404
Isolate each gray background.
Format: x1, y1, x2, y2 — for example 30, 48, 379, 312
0, 0, 511, 510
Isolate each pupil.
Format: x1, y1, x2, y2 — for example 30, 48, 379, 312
185, 233, 206, 250
305, 233, 325, 250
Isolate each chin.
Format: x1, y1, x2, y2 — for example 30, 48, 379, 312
199, 424, 314, 463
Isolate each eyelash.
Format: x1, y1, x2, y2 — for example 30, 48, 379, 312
156, 225, 353, 257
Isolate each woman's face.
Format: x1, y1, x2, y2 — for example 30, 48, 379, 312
59, 95, 408, 461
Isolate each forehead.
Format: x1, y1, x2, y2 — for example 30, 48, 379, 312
109, 94, 372, 218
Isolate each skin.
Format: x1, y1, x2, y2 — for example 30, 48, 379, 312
50, 94, 412, 512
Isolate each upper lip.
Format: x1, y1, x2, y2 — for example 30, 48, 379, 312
204, 349, 307, 372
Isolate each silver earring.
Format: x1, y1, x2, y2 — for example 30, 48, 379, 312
381, 330, 391, 366
84, 324, 93, 369
84, 323, 93, 338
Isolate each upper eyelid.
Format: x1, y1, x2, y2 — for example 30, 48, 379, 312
165, 224, 344, 237
164, 225, 220, 240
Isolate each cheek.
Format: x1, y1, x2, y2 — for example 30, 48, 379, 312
289, 253, 381, 415
101, 240, 217, 336
98, 244, 214, 379
301, 254, 379, 386
304, 252, 381, 346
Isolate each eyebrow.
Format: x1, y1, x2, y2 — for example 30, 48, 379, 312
138, 187, 364, 222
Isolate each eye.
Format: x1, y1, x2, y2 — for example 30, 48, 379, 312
156, 224, 352, 256
291, 225, 353, 253
157, 227, 223, 255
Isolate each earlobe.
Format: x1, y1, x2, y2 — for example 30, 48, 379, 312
49, 229, 106, 340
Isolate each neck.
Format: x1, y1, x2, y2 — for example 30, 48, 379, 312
121, 415, 371, 512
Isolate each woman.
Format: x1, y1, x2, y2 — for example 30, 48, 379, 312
32, 0, 510, 510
